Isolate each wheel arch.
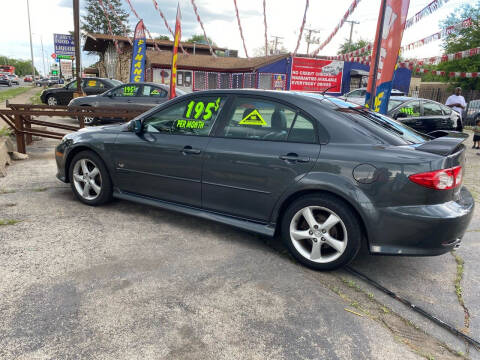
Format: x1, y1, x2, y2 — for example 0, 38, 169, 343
64, 145, 107, 183
273, 188, 371, 250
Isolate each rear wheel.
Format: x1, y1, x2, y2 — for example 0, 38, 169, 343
281, 194, 362, 271
69, 151, 112, 206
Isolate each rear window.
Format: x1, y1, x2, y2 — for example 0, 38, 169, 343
387, 99, 403, 111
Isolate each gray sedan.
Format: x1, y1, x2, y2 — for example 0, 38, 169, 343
68, 82, 186, 125
55, 90, 474, 270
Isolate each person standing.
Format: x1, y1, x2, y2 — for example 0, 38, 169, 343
473, 119, 480, 149
445, 87, 467, 132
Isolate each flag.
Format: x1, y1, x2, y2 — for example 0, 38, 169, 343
130, 20, 146, 83
170, 3, 182, 99
365, 0, 410, 114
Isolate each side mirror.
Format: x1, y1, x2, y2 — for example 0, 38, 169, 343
395, 112, 407, 120
132, 119, 143, 134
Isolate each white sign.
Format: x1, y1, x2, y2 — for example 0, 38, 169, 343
60, 60, 72, 79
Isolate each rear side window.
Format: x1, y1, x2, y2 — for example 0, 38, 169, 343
397, 101, 421, 117
141, 85, 167, 97
220, 97, 316, 143
423, 101, 443, 116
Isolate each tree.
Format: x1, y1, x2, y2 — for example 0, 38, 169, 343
337, 39, 370, 55
155, 35, 171, 41
0, 55, 39, 76
424, 1, 480, 89
186, 34, 217, 47
81, 0, 130, 36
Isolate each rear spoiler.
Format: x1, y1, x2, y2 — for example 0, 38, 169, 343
416, 131, 468, 156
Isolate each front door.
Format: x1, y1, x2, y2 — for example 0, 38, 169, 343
202, 96, 320, 222
421, 100, 454, 131
111, 95, 228, 207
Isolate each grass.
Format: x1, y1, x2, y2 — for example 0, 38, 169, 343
0, 188, 16, 194
451, 251, 465, 307
29, 89, 43, 105
0, 86, 31, 103
0, 219, 21, 226
0, 126, 12, 137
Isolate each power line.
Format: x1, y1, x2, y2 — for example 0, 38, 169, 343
270, 35, 283, 55
304, 28, 321, 54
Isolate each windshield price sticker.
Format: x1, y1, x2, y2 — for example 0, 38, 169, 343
176, 120, 205, 129
185, 97, 221, 120
123, 85, 138, 96
400, 107, 420, 117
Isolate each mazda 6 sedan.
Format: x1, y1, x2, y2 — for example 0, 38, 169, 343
55, 90, 474, 270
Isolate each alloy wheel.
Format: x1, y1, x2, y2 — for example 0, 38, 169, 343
289, 206, 348, 263
84, 116, 95, 125
47, 96, 58, 106
72, 159, 102, 201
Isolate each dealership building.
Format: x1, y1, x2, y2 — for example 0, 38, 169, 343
84, 33, 412, 95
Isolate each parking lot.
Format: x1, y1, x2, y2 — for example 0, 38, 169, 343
0, 117, 479, 359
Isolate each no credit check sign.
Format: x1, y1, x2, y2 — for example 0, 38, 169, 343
54, 34, 75, 56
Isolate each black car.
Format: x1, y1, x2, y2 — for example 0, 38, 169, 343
0, 73, 12, 87
68, 82, 186, 125
41, 78, 122, 106
387, 96, 461, 133
55, 90, 474, 271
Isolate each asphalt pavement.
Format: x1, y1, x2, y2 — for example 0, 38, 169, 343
0, 117, 478, 359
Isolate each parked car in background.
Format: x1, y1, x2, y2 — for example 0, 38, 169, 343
35, 76, 60, 87
0, 73, 12, 87
41, 77, 122, 106
463, 99, 480, 126
387, 97, 461, 134
55, 90, 474, 271
68, 82, 186, 125
340, 87, 405, 105
23, 75, 33, 82
8, 74, 20, 85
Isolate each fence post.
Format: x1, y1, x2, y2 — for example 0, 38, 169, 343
79, 115, 85, 128
24, 115, 33, 145
14, 114, 26, 154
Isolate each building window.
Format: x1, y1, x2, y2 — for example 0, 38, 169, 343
194, 71, 206, 90
207, 72, 218, 89
219, 73, 231, 89
258, 73, 272, 90
243, 73, 256, 88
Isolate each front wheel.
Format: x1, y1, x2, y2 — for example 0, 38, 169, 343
69, 151, 112, 206
281, 194, 362, 271
47, 95, 58, 106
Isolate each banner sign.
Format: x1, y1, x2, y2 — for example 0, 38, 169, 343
129, 20, 147, 83
365, 0, 410, 114
272, 74, 287, 91
60, 60, 73, 79
290, 57, 344, 93
170, 3, 182, 99
53, 34, 75, 56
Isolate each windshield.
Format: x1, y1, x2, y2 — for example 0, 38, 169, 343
293, 92, 429, 144
387, 99, 404, 111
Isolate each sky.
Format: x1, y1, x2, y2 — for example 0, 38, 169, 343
0, 0, 473, 76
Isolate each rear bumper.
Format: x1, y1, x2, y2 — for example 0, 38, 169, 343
368, 186, 475, 256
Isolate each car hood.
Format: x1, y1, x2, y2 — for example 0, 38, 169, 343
78, 123, 125, 133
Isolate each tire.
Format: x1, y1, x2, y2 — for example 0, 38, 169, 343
47, 95, 58, 106
281, 194, 362, 271
79, 106, 97, 126
69, 151, 113, 206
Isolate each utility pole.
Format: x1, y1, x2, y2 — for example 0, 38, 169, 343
26, 0, 35, 85
40, 35, 46, 77
271, 36, 283, 54
345, 20, 360, 52
304, 28, 321, 54
73, 0, 82, 95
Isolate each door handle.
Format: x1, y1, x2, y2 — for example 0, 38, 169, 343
279, 153, 310, 163
182, 145, 201, 155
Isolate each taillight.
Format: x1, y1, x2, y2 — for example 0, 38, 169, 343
409, 166, 462, 190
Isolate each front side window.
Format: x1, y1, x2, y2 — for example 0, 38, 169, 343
423, 101, 443, 116
220, 97, 316, 143
66, 80, 77, 90
110, 84, 139, 97
143, 96, 227, 136
397, 101, 421, 117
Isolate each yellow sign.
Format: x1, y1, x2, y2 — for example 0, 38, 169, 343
87, 80, 97, 87
239, 109, 266, 126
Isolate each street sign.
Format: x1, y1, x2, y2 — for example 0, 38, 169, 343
53, 34, 75, 56
57, 55, 74, 60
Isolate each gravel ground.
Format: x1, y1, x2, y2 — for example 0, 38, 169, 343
0, 123, 478, 359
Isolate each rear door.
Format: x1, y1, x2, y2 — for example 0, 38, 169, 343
422, 100, 454, 131
135, 84, 169, 110
103, 84, 142, 110
393, 100, 424, 131
202, 95, 320, 222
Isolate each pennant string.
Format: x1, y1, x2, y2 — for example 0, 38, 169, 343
104, 0, 132, 45
98, 0, 121, 54
293, 0, 309, 57
151, 0, 188, 55
233, 0, 249, 58
124, 0, 161, 51
190, 0, 217, 57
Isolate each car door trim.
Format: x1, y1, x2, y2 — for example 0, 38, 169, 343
116, 167, 201, 183
202, 180, 272, 194
114, 190, 275, 236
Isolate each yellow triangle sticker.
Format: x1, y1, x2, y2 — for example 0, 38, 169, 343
239, 109, 267, 126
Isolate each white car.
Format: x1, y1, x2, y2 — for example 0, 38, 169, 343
340, 87, 405, 105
